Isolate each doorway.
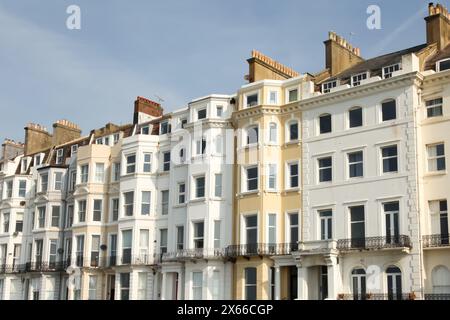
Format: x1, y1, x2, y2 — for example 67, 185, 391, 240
107, 275, 116, 300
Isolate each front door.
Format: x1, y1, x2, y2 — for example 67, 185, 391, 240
107, 275, 116, 300
319, 266, 328, 300
289, 266, 298, 300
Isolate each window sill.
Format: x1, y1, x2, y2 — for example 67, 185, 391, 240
189, 198, 206, 204
210, 197, 224, 201
284, 140, 300, 147
424, 171, 447, 177
238, 190, 259, 197
284, 188, 300, 194
173, 203, 187, 208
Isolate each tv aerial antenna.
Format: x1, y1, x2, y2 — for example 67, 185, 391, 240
154, 95, 165, 103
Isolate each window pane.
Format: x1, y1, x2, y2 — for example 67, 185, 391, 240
382, 100, 396, 121
320, 114, 332, 134
349, 108, 362, 128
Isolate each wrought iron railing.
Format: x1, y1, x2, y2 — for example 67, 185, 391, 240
422, 234, 450, 248
337, 235, 412, 251
424, 294, 450, 300
162, 248, 225, 261
337, 293, 415, 300
226, 243, 298, 258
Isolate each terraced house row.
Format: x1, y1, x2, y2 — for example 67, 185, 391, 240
1, 2, 450, 300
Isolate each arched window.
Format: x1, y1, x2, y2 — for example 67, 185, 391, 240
432, 266, 450, 294
246, 125, 259, 145
351, 268, 366, 300
319, 114, 332, 134
386, 266, 402, 300
268, 122, 277, 143
287, 120, 299, 141
349, 107, 363, 128
179, 148, 185, 163
382, 99, 396, 122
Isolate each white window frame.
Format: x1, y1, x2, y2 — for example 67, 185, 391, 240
382, 63, 401, 79
125, 154, 136, 174
56, 149, 64, 165
286, 120, 299, 142
71, 144, 78, 156
286, 161, 299, 189
197, 108, 207, 120
80, 164, 89, 184
95, 163, 105, 183
268, 90, 278, 105
268, 122, 278, 144
194, 175, 206, 199
380, 144, 399, 175
322, 80, 337, 93
216, 105, 223, 117
143, 152, 152, 173
267, 164, 277, 191
244, 165, 259, 192
426, 97, 443, 118
286, 87, 298, 103
436, 58, 450, 72
244, 91, 259, 108
214, 173, 222, 198
141, 191, 151, 216
178, 183, 186, 204
427, 143, 446, 172
351, 72, 369, 87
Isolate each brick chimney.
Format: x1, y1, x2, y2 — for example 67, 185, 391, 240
133, 96, 164, 124
1, 139, 24, 160
52, 119, 82, 146
426, 3, 450, 50
324, 31, 364, 76
24, 123, 52, 155
246, 50, 300, 83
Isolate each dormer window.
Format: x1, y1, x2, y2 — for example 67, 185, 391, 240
113, 133, 120, 144
21, 158, 28, 173
437, 58, 450, 72
216, 105, 223, 117
160, 121, 170, 134
197, 109, 207, 120
141, 126, 150, 135
181, 119, 187, 128
383, 63, 401, 79
56, 149, 64, 165
351, 72, 368, 87
246, 93, 258, 108
35, 154, 42, 166
104, 136, 110, 146
287, 88, 298, 103
71, 145, 78, 156
96, 138, 103, 145
322, 80, 337, 94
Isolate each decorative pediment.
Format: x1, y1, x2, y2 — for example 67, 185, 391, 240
34, 195, 49, 204
73, 186, 89, 196
0, 201, 12, 210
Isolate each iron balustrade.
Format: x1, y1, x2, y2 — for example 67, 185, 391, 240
337, 293, 415, 300
336, 235, 412, 251
424, 294, 450, 300
422, 234, 450, 248
226, 243, 298, 257
162, 248, 225, 261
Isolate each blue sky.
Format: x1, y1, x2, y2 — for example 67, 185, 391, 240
0, 0, 440, 142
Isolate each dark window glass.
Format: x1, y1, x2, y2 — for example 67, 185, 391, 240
349, 108, 363, 128
382, 100, 396, 121
319, 114, 332, 134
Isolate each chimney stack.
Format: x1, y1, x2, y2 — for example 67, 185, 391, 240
133, 96, 164, 124
52, 119, 82, 146
324, 31, 364, 76
246, 50, 300, 83
1, 139, 24, 160
24, 123, 52, 156
426, 2, 450, 50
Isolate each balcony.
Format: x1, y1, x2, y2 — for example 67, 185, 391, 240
0, 263, 25, 274
118, 254, 160, 266
25, 260, 70, 272
162, 248, 225, 262
337, 236, 412, 252
226, 243, 298, 258
337, 293, 416, 300
422, 234, 450, 249
424, 294, 450, 300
